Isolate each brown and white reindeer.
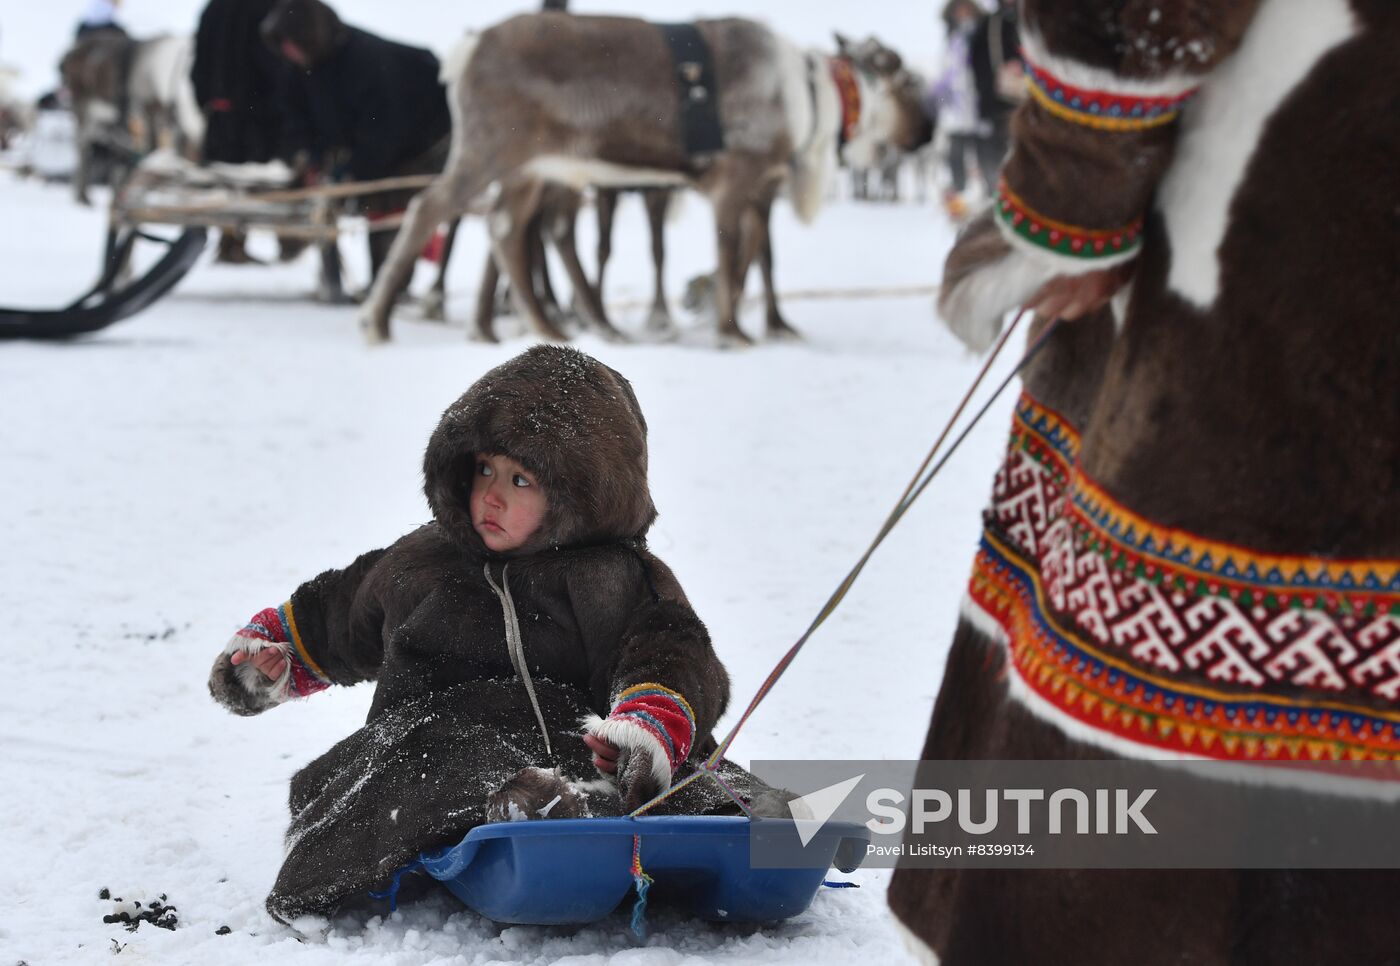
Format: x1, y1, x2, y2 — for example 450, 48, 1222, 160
888, 0, 1400, 962
358, 12, 931, 346
59, 32, 205, 205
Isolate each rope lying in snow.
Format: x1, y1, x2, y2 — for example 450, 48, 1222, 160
603, 283, 940, 315
629, 309, 1061, 817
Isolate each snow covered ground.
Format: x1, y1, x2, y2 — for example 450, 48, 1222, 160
0, 171, 1023, 964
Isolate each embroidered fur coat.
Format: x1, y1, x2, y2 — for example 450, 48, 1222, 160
890, 0, 1400, 962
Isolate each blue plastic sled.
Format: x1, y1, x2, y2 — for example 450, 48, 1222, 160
416, 816, 870, 925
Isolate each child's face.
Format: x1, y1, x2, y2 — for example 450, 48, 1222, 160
470, 453, 548, 552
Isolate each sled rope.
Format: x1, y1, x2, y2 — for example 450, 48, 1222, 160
629, 310, 1061, 817
367, 858, 424, 912
485, 563, 553, 758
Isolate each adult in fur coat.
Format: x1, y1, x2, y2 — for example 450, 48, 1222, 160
891, 0, 1400, 962
208, 346, 784, 923
259, 0, 452, 279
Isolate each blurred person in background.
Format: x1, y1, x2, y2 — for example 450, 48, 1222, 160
260, 0, 451, 284
192, 0, 300, 263
76, 0, 125, 40
967, 0, 1022, 195
930, 0, 983, 221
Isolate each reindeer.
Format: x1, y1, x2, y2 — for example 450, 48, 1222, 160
127, 36, 204, 159
59, 31, 135, 205
359, 13, 931, 346
59, 32, 205, 205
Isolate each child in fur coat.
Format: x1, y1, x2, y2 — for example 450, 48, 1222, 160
208, 346, 776, 922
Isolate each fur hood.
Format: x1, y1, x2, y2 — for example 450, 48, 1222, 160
423, 346, 657, 556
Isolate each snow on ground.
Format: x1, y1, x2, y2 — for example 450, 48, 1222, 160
0, 174, 1022, 964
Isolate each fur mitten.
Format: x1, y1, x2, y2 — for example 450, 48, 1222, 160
937, 209, 1058, 353
208, 606, 329, 716
583, 682, 696, 811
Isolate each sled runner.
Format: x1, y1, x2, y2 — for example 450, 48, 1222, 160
0, 151, 436, 339
0, 224, 207, 339
393, 816, 869, 926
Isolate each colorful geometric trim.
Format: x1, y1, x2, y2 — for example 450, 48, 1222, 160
979, 389, 1400, 762
1023, 56, 1197, 132
234, 603, 329, 698
971, 530, 1400, 763
997, 180, 1142, 261
1069, 474, 1400, 618
277, 601, 329, 684
610, 683, 697, 773
1012, 393, 1080, 473
829, 56, 862, 147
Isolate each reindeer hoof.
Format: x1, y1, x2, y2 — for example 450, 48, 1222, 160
420, 293, 447, 322
766, 324, 803, 344
358, 312, 390, 346
468, 327, 500, 344
716, 328, 755, 350
644, 307, 674, 333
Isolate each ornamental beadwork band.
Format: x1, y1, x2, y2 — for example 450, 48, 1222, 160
1022, 54, 1199, 132
996, 180, 1143, 261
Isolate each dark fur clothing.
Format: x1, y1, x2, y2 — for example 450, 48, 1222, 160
261, 0, 450, 182
215, 347, 764, 921
268, 679, 781, 923
192, 0, 297, 164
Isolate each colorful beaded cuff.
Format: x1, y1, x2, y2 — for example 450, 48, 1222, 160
236, 602, 330, 696
609, 682, 697, 772
1024, 57, 1198, 132
997, 181, 1142, 261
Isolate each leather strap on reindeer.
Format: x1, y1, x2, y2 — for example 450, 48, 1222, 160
658, 23, 725, 156
829, 56, 861, 150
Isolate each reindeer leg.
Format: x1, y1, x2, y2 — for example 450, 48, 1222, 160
421, 218, 459, 322
471, 248, 501, 343
593, 188, 617, 304
73, 116, 93, 206
752, 196, 799, 342
712, 191, 753, 348
359, 173, 476, 344
643, 188, 674, 335
549, 200, 625, 343
492, 182, 570, 343
528, 213, 569, 329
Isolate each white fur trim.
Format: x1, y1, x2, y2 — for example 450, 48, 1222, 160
961, 596, 1400, 800
1157, 0, 1357, 309
959, 591, 1009, 645
1020, 26, 1203, 99
582, 714, 674, 796
439, 32, 479, 86
782, 47, 839, 224
892, 915, 942, 966
522, 156, 690, 192
221, 633, 293, 704
937, 242, 1057, 354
